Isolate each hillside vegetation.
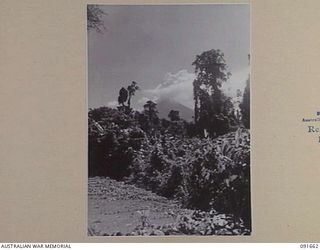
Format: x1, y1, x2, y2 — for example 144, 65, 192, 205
88, 48, 251, 235
88, 106, 251, 234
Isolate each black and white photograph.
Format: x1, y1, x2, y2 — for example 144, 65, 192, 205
87, 4, 251, 236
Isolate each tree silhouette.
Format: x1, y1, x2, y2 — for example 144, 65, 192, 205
117, 82, 140, 112
168, 110, 180, 121
144, 100, 158, 120
143, 100, 159, 131
240, 55, 250, 129
192, 49, 231, 137
127, 81, 140, 108
240, 77, 250, 129
118, 87, 128, 106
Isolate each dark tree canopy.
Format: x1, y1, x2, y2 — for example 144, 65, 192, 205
87, 5, 106, 33
192, 49, 230, 89
143, 100, 158, 120
143, 100, 159, 130
118, 87, 128, 106
168, 110, 180, 121
117, 82, 140, 111
192, 49, 231, 137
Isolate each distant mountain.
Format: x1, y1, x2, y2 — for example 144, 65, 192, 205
156, 98, 194, 121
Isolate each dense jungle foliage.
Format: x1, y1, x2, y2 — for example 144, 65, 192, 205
88, 49, 251, 230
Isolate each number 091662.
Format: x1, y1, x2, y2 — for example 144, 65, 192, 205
300, 244, 319, 249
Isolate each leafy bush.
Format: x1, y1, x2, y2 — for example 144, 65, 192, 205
128, 128, 251, 227
88, 107, 146, 180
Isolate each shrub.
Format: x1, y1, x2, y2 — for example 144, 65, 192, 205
88, 107, 145, 180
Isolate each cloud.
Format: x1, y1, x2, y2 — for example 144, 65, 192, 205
137, 97, 150, 104
107, 100, 118, 107
143, 69, 195, 109
222, 67, 250, 98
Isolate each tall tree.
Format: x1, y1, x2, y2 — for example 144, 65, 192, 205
118, 87, 128, 106
117, 82, 140, 112
192, 49, 231, 136
240, 54, 250, 129
127, 81, 140, 108
143, 100, 159, 130
240, 77, 250, 129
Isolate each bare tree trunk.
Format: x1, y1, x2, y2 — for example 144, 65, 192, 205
194, 97, 198, 123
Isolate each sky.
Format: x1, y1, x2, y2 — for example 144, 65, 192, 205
88, 4, 250, 110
